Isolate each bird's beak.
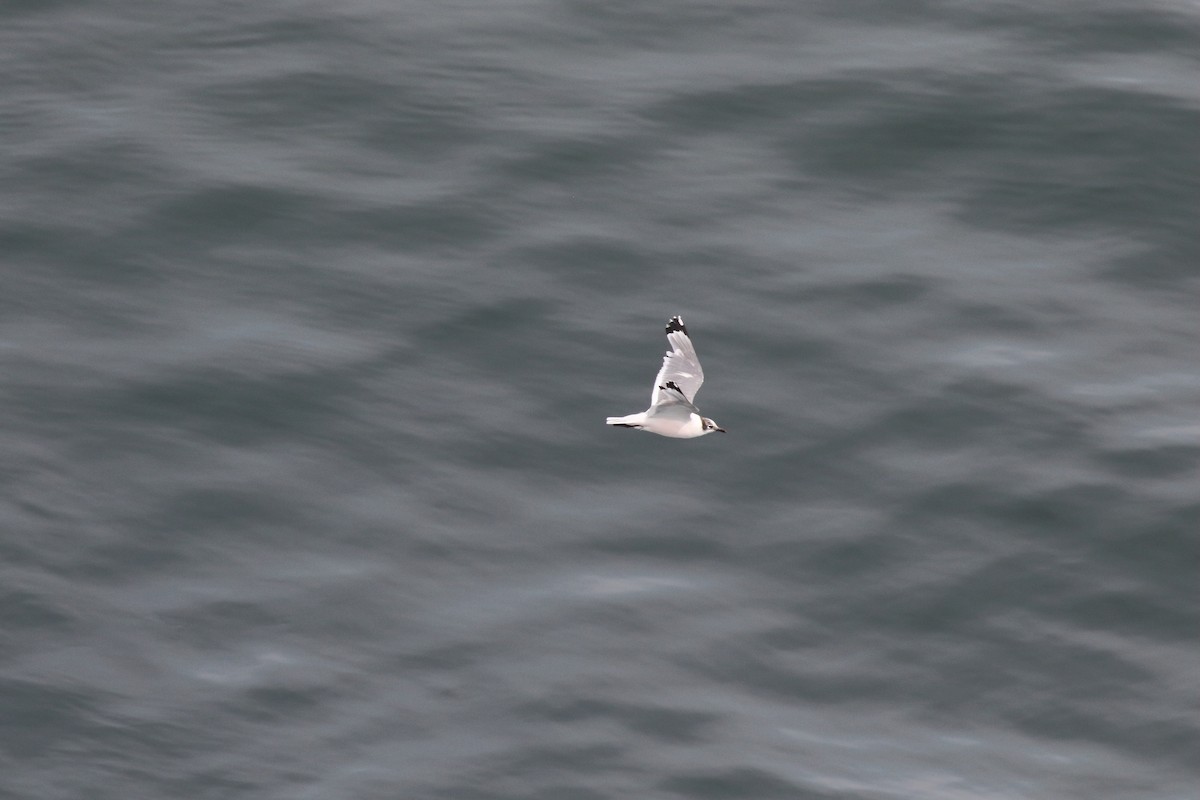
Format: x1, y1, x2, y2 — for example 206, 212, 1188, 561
716, 427, 726, 433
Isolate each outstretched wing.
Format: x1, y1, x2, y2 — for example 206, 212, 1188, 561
650, 316, 705, 406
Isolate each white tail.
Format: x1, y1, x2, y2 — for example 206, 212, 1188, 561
606, 413, 645, 427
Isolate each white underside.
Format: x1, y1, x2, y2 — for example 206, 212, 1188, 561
605, 409, 707, 438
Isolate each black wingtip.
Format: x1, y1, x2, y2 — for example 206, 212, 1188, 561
665, 315, 688, 336
662, 380, 683, 394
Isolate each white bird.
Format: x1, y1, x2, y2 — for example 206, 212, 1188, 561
606, 315, 726, 438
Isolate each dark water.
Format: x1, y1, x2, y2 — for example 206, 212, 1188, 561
2, 1, 1197, 797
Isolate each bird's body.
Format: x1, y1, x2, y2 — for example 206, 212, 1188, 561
606, 316, 725, 439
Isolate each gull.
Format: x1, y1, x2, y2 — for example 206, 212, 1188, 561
606, 315, 726, 438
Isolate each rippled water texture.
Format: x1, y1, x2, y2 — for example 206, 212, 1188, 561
2, 1, 1197, 798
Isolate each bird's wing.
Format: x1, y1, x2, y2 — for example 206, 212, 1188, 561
646, 383, 697, 422
650, 316, 705, 406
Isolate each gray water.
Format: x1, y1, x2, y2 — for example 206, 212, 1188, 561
2, 2, 1198, 798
